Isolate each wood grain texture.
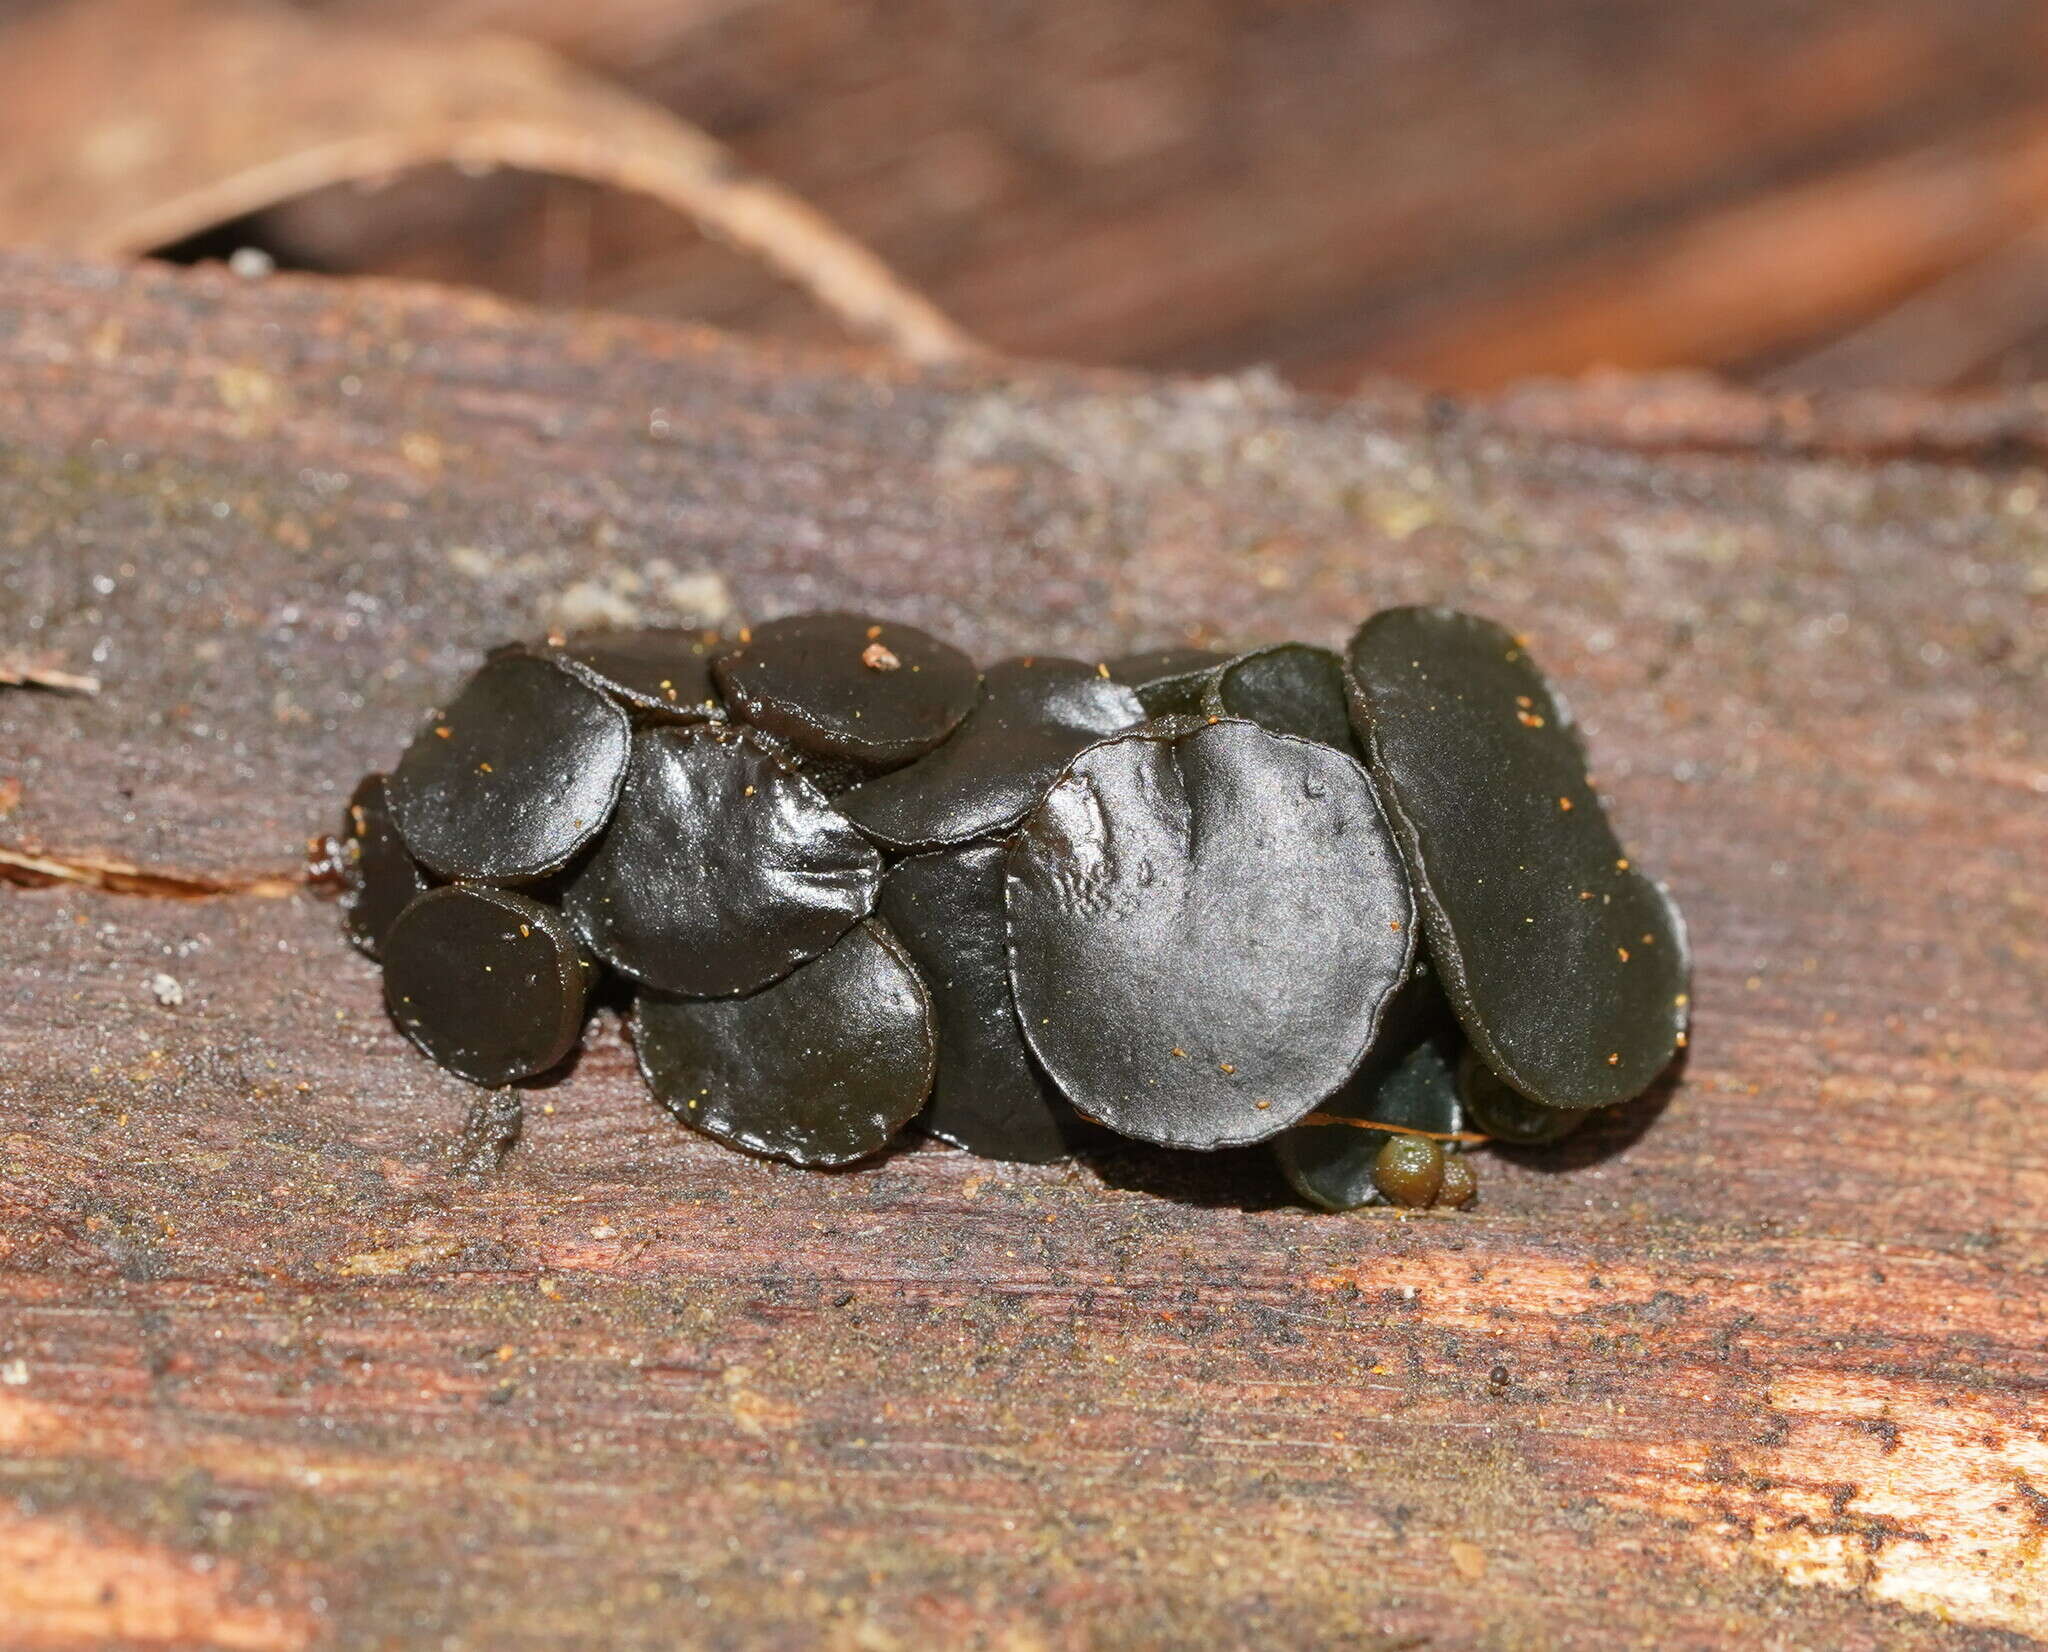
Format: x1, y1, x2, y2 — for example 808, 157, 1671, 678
1, 253, 2044, 1650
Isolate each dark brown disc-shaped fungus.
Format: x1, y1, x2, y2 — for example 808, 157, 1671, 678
632, 919, 936, 1167
338, 772, 431, 959
563, 724, 881, 997
1275, 1032, 1464, 1212
1106, 647, 1228, 718
877, 841, 1090, 1162
389, 651, 629, 883
1457, 1047, 1592, 1144
840, 657, 1144, 849
540, 627, 724, 719
382, 886, 592, 1086
1347, 606, 1689, 1111
1210, 643, 1359, 752
1006, 718, 1415, 1150
1273, 965, 1460, 1211
712, 612, 978, 768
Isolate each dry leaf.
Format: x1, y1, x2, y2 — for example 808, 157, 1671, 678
0, 0, 976, 362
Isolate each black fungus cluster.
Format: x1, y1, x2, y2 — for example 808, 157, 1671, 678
335, 608, 1691, 1210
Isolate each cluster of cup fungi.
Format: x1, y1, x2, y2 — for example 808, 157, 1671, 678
332, 606, 1689, 1212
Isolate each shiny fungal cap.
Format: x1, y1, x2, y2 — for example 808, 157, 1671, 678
1210, 643, 1359, 752
1457, 1047, 1593, 1144
632, 918, 936, 1167
339, 772, 431, 958
878, 841, 1090, 1162
382, 885, 591, 1086
840, 657, 1144, 849
389, 651, 629, 883
541, 627, 724, 719
1006, 717, 1415, 1149
563, 724, 881, 997
713, 612, 979, 768
1346, 606, 1688, 1110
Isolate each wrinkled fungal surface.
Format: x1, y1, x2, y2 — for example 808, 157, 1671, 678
389, 651, 630, 883
339, 772, 431, 959
713, 612, 979, 768
877, 841, 1089, 1162
840, 658, 1145, 849
632, 919, 936, 1166
563, 724, 881, 996
342, 608, 1690, 1208
1005, 718, 1415, 1149
382, 886, 591, 1086
541, 627, 724, 719
1347, 606, 1690, 1111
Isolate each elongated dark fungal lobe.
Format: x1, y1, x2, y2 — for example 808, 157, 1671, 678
1346, 606, 1689, 1112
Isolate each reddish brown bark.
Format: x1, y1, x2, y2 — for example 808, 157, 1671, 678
0, 254, 2043, 1649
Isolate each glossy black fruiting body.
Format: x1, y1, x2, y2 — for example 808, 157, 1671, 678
338, 772, 431, 958
633, 919, 936, 1167
877, 841, 1091, 1163
382, 885, 592, 1086
341, 607, 1691, 1206
562, 723, 881, 996
1347, 607, 1690, 1111
840, 657, 1144, 850
1006, 718, 1415, 1149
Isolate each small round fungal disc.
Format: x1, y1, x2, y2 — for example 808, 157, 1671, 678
339, 772, 431, 959
632, 919, 936, 1167
541, 628, 724, 719
1006, 718, 1415, 1150
1106, 647, 1228, 718
382, 885, 592, 1086
713, 612, 979, 767
1456, 1047, 1591, 1144
878, 841, 1090, 1162
562, 725, 882, 997
389, 651, 630, 883
1275, 1032, 1463, 1212
1346, 605, 1689, 1111
1210, 643, 1358, 752
840, 657, 1145, 849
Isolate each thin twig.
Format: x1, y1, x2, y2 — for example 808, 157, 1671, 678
0, 662, 101, 695
0, 845, 299, 897
1296, 1113, 1491, 1145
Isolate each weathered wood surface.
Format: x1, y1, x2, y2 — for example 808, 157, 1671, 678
0, 253, 2043, 1650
